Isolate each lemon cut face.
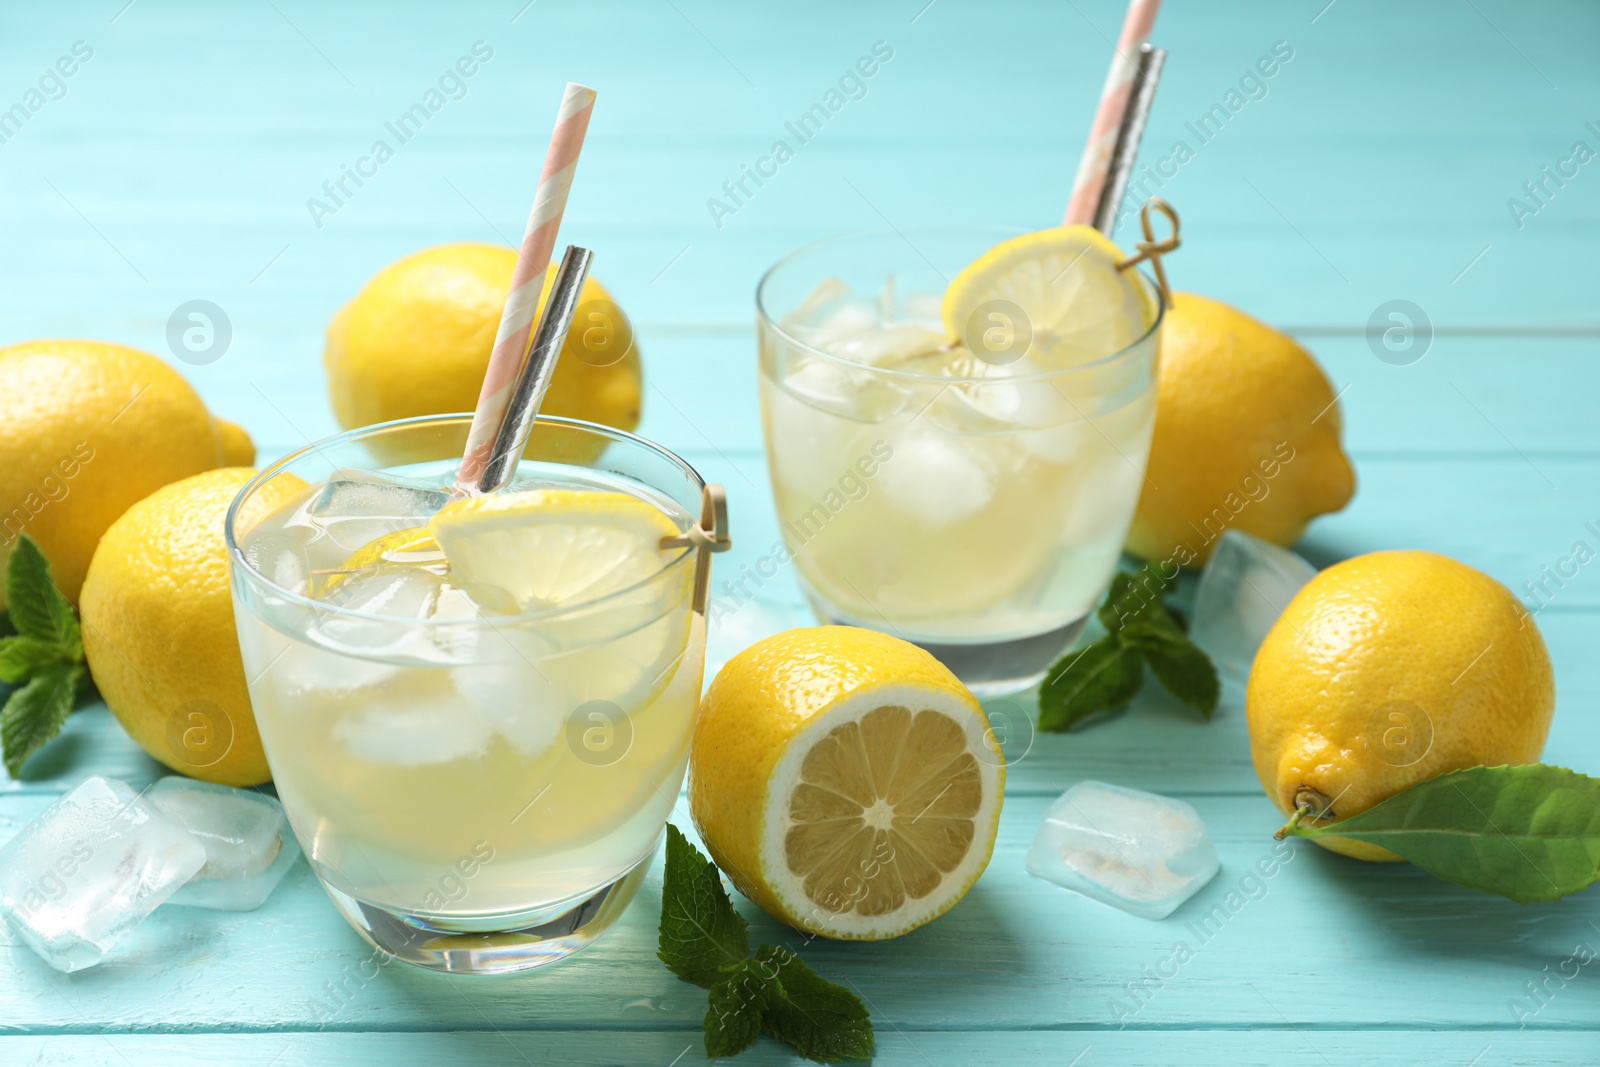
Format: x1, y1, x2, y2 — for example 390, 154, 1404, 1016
753, 679, 1003, 940
787, 702, 986, 919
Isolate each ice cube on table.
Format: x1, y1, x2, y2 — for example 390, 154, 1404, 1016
146, 778, 301, 911
309, 468, 451, 551
1025, 780, 1219, 920
0, 776, 205, 972
1189, 529, 1318, 680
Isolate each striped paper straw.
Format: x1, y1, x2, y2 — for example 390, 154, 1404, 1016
454, 81, 597, 493
1062, 0, 1161, 227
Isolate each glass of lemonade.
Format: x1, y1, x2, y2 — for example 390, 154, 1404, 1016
757, 227, 1162, 695
226, 414, 711, 974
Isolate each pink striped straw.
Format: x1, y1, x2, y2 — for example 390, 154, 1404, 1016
1062, 0, 1161, 227
454, 82, 597, 493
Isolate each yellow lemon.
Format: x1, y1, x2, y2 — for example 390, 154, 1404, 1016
690, 626, 1004, 940
1247, 549, 1555, 861
323, 243, 642, 459
80, 467, 307, 787
213, 417, 256, 466
942, 225, 1153, 367
0, 340, 236, 606
1126, 293, 1355, 568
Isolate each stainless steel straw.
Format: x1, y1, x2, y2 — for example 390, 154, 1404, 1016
476, 244, 595, 494
1093, 43, 1167, 235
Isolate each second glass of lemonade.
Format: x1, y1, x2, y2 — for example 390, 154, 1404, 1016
757, 227, 1162, 695
226, 415, 712, 974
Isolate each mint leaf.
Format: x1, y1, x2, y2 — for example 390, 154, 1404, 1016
0, 637, 66, 684
1038, 633, 1144, 732
1121, 621, 1219, 720
6, 536, 78, 653
754, 945, 874, 1063
658, 824, 749, 987
705, 959, 769, 1059
2, 663, 83, 778
1284, 764, 1600, 903
1097, 564, 1176, 634
659, 830, 875, 1061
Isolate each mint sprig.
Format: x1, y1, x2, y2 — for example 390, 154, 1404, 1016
1039, 565, 1219, 731
1278, 764, 1600, 903
658, 825, 873, 1063
0, 535, 90, 777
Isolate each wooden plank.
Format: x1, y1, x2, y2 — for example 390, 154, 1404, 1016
0, 1030, 1589, 1067
4, 794, 1600, 1033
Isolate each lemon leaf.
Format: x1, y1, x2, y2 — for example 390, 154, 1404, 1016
1039, 633, 1145, 732
1284, 764, 1600, 903
6, 535, 80, 657
658, 824, 749, 987
704, 959, 768, 1059
2, 663, 84, 779
753, 945, 874, 1063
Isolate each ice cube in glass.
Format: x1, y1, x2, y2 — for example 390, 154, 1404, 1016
1025, 780, 1219, 920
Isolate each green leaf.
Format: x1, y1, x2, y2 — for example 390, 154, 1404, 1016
657, 824, 750, 987
1285, 764, 1600, 903
704, 959, 769, 1059
2, 663, 84, 778
5, 536, 80, 657
0, 636, 68, 685
1038, 634, 1145, 732
1096, 565, 1175, 634
1121, 621, 1220, 720
754, 945, 874, 1063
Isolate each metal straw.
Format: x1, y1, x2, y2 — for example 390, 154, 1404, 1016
475, 244, 595, 494
1093, 43, 1167, 235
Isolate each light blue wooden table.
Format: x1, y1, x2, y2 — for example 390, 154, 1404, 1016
3, 1, 1598, 1063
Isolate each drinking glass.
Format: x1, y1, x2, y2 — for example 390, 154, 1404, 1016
226, 414, 712, 974
757, 226, 1162, 695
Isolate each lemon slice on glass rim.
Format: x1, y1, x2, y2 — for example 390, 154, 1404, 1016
325, 488, 695, 707
690, 626, 1004, 940
941, 224, 1155, 369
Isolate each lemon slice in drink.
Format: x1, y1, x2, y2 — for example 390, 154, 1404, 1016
690, 626, 1004, 940
429, 488, 684, 612
941, 225, 1153, 368
428, 488, 695, 707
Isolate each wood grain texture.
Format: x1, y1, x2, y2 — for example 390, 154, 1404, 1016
1, 0, 1597, 1063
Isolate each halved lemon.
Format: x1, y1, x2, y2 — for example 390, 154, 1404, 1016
941, 225, 1153, 368
690, 626, 1004, 940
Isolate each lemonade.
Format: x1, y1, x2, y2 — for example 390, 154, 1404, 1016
226, 415, 712, 972
757, 226, 1161, 694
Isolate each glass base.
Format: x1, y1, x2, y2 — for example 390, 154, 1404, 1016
806, 594, 1089, 698
317, 852, 653, 975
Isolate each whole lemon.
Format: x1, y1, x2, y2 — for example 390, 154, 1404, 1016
0, 340, 242, 606
1126, 293, 1355, 568
1247, 550, 1555, 861
323, 243, 642, 452
691, 626, 1004, 940
213, 417, 256, 466
80, 467, 303, 787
